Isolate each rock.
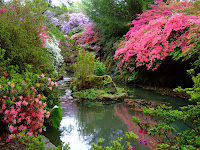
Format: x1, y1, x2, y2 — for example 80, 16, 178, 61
42, 136, 56, 150
104, 81, 117, 94
125, 99, 170, 111
86, 74, 113, 89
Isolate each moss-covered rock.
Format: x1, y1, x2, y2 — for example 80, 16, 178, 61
71, 74, 116, 91
72, 88, 128, 104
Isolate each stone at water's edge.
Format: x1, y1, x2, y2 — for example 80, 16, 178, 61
104, 81, 117, 94
42, 136, 56, 150
125, 99, 170, 111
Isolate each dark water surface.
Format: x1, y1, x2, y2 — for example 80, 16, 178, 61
43, 77, 189, 150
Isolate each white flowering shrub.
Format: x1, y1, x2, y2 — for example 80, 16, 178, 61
45, 35, 64, 69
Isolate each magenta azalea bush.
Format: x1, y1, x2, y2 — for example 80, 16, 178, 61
114, 1, 200, 72
61, 13, 90, 33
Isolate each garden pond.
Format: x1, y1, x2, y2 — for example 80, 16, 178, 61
43, 77, 190, 150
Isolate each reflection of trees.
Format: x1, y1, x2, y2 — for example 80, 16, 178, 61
114, 103, 158, 149
42, 126, 62, 146
75, 103, 128, 147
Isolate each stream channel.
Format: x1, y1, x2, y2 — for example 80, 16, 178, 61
43, 76, 190, 150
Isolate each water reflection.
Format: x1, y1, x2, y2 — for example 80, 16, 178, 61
44, 78, 190, 150
59, 100, 129, 149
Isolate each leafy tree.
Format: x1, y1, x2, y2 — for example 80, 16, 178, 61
82, 0, 145, 40
0, 0, 54, 73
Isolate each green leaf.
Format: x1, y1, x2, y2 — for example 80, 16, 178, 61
50, 105, 62, 129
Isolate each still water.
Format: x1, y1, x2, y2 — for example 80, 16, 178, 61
43, 77, 189, 150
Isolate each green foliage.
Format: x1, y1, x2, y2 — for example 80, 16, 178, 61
52, 4, 68, 17
68, 26, 85, 35
72, 88, 106, 100
94, 59, 107, 76
125, 131, 139, 140
170, 47, 182, 61
0, 0, 54, 73
131, 70, 200, 149
49, 105, 62, 129
75, 49, 95, 84
82, 0, 144, 40
13, 132, 45, 150
92, 131, 138, 150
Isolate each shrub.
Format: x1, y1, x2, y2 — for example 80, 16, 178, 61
61, 12, 90, 34
0, 0, 54, 73
114, 1, 200, 72
131, 69, 200, 149
0, 63, 61, 141
44, 35, 64, 69
75, 23, 100, 45
75, 49, 95, 84
94, 60, 106, 76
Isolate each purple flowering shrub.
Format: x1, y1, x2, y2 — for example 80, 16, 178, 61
61, 13, 90, 34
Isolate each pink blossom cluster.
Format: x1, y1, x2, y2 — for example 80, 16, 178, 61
0, 8, 8, 13
0, 7, 13, 13
138, 120, 148, 145
39, 26, 50, 47
0, 73, 58, 142
75, 23, 100, 45
114, 1, 200, 72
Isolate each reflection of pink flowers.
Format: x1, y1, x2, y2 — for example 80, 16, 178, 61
139, 138, 143, 144
139, 129, 143, 133
143, 129, 148, 134
144, 139, 148, 145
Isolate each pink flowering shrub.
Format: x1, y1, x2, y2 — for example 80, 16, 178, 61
38, 25, 50, 47
75, 23, 100, 45
0, 66, 59, 142
114, 1, 200, 72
